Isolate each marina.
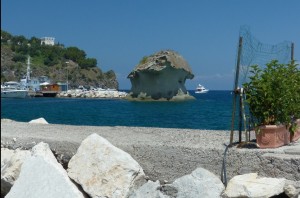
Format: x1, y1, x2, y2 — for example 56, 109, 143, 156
1, 56, 125, 99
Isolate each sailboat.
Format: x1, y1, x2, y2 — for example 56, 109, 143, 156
20, 56, 32, 90
1, 57, 32, 98
20, 56, 42, 96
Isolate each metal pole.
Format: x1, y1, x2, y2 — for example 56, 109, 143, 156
67, 70, 69, 91
240, 88, 248, 142
239, 93, 242, 143
230, 37, 243, 145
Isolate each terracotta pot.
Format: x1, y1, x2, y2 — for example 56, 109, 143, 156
291, 119, 300, 142
256, 125, 289, 149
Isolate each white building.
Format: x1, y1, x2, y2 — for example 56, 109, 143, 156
41, 37, 55, 46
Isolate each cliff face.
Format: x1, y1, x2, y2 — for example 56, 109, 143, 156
127, 50, 194, 100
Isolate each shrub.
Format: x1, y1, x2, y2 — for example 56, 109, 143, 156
243, 60, 300, 127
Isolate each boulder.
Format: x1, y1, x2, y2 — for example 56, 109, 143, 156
67, 133, 146, 198
129, 180, 167, 198
222, 173, 286, 198
167, 167, 225, 198
127, 50, 195, 101
5, 142, 84, 198
285, 180, 300, 198
284, 184, 298, 198
1, 148, 15, 168
1, 148, 30, 196
28, 117, 48, 124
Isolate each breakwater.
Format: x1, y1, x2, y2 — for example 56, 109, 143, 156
56, 89, 128, 98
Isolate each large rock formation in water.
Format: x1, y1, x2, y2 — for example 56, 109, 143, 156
127, 50, 195, 101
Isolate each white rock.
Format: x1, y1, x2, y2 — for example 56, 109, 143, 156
284, 184, 298, 198
113, 92, 119, 97
1, 148, 31, 195
1, 119, 15, 122
222, 173, 286, 198
68, 133, 146, 198
1, 148, 14, 168
5, 142, 84, 198
97, 92, 104, 97
171, 167, 225, 198
28, 117, 48, 124
129, 180, 167, 198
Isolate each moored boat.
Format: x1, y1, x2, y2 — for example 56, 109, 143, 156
1, 82, 28, 98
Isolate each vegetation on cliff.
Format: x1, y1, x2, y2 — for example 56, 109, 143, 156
1, 30, 118, 89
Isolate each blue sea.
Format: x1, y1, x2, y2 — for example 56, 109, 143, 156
1, 90, 235, 130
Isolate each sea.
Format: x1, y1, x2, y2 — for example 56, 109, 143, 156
1, 90, 235, 130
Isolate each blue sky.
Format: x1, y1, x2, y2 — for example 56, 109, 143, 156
2, 0, 300, 90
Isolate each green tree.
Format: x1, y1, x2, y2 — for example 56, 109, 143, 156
12, 53, 27, 62
78, 58, 97, 68
1, 30, 13, 43
64, 47, 86, 62
11, 35, 27, 45
16, 44, 29, 55
29, 37, 41, 46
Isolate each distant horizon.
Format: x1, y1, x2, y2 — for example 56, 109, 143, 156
118, 88, 232, 92
2, 1, 299, 90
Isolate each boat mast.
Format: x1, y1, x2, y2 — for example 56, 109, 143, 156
26, 56, 31, 88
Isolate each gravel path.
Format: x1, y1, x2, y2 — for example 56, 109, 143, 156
1, 119, 238, 150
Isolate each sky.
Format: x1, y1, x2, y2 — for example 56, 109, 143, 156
2, 0, 300, 90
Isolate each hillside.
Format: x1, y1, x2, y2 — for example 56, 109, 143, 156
1, 30, 118, 89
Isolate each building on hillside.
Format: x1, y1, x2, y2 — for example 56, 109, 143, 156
41, 37, 55, 46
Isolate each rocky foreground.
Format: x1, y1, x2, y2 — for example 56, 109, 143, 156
1, 118, 300, 197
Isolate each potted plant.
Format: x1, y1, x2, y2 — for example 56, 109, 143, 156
287, 60, 300, 142
290, 120, 300, 142
243, 60, 300, 148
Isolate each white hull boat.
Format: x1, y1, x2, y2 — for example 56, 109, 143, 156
195, 84, 209, 94
1, 89, 28, 98
1, 82, 28, 98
